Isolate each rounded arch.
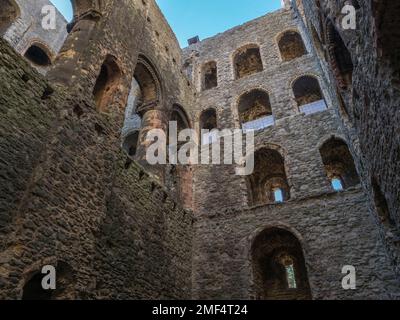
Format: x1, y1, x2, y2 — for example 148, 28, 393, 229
291, 74, 325, 110
199, 107, 218, 130
133, 54, 163, 115
19, 259, 76, 300
0, 0, 20, 35
248, 224, 307, 260
250, 226, 312, 300
23, 40, 54, 67
92, 54, 122, 112
237, 88, 273, 127
232, 43, 263, 80
246, 145, 291, 206
319, 136, 360, 190
171, 104, 192, 130
276, 29, 307, 62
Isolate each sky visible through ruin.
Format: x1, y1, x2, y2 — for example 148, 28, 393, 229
51, 0, 282, 47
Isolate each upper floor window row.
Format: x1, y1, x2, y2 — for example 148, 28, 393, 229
201, 30, 308, 91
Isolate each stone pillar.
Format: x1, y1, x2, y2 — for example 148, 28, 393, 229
136, 104, 169, 181
47, 10, 102, 86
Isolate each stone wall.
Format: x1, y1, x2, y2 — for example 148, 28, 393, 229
193, 189, 399, 299
0, 0, 399, 300
298, 0, 400, 278
2, 0, 68, 73
0, 0, 194, 300
185, 6, 400, 299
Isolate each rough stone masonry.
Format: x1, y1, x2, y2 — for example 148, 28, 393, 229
0, 0, 399, 300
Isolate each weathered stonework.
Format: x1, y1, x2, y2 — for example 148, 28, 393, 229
0, 0, 399, 300
1, 0, 68, 74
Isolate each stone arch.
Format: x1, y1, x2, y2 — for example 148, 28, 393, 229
319, 137, 360, 190
233, 44, 263, 80
122, 131, 139, 158
0, 0, 20, 35
133, 55, 163, 116
277, 30, 307, 62
199, 108, 217, 131
171, 104, 191, 132
251, 227, 312, 300
292, 75, 325, 111
122, 55, 163, 161
247, 147, 290, 206
237, 89, 274, 130
21, 261, 76, 300
122, 78, 142, 158
23, 40, 54, 67
93, 54, 122, 112
201, 61, 218, 91
325, 19, 353, 89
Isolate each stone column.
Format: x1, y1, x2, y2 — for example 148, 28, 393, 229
47, 10, 102, 86
136, 103, 169, 181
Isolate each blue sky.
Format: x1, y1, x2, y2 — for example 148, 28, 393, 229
51, 0, 282, 47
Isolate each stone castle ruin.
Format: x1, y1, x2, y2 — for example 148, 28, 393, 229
0, 0, 399, 299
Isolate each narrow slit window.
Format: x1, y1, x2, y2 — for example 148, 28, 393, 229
285, 264, 297, 289
331, 178, 344, 191
274, 188, 284, 203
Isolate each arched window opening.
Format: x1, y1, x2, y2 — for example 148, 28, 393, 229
238, 89, 274, 131
319, 138, 360, 191
200, 108, 218, 145
233, 45, 263, 80
292, 76, 327, 114
202, 61, 218, 90
326, 20, 353, 89
133, 56, 161, 114
171, 105, 191, 134
0, 0, 20, 35
170, 104, 191, 150
331, 177, 344, 191
278, 31, 307, 62
22, 262, 75, 300
285, 261, 297, 289
22, 273, 53, 300
372, 178, 395, 228
24, 44, 52, 67
251, 228, 312, 300
122, 77, 143, 158
93, 55, 121, 112
273, 188, 284, 203
122, 131, 139, 158
248, 148, 290, 206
